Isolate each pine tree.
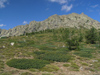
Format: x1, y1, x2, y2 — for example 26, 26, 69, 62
97, 31, 100, 48
85, 27, 97, 44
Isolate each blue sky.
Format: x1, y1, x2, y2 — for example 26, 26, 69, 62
0, 0, 100, 30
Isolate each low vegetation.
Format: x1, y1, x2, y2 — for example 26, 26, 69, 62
63, 64, 70, 67
7, 59, 50, 69
0, 60, 4, 72
0, 27, 100, 74
42, 73, 54, 75
21, 72, 33, 75
40, 64, 59, 72
37, 51, 71, 62
71, 63, 80, 71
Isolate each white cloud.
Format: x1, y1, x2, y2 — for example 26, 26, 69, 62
49, 0, 73, 12
23, 21, 28, 24
91, 4, 98, 8
61, 4, 73, 12
0, 24, 6, 27
0, 0, 8, 8
49, 0, 68, 4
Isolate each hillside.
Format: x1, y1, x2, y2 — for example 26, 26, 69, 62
0, 13, 100, 37
0, 27, 100, 75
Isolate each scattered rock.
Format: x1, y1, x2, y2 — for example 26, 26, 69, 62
62, 45, 65, 47
80, 66, 83, 71
92, 60, 98, 63
11, 42, 14, 46
89, 71, 91, 73
2, 46, 5, 48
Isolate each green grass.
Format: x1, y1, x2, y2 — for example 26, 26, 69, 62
39, 46, 57, 51
21, 72, 34, 75
42, 73, 54, 75
15, 40, 34, 47
70, 63, 80, 71
40, 64, 59, 72
0, 60, 4, 71
63, 64, 70, 67
34, 51, 46, 55
0, 72, 12, 75
29, 68, 39, 72
81, 63, 88, 66
98, 51, 100, 53
92, 61, 100, 71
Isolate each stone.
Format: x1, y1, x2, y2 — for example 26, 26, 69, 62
62, 45, 65, 47
2, 46, 5, 48
80, 66, 83, 70
92, 60, 98, 62
11, 42, 14, 46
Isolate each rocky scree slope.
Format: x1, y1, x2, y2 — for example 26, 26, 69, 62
0, 13, 100, 37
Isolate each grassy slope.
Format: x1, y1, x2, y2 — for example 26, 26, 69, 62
0, 28, 100, 75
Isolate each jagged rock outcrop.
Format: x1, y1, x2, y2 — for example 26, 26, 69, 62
0, 13, 100, 37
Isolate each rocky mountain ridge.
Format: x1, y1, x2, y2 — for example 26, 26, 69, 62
0, 13, 100, 37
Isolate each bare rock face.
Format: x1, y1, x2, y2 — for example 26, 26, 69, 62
0, 13, 100, 37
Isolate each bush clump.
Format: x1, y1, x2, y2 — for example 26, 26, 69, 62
67, 37, 80, 50
74, 51, 93, 58
74, 47, 95, 58
37, 51, 71, 62
7, 59, 50, 69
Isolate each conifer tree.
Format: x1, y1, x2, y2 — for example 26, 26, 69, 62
85, 27, 97, 44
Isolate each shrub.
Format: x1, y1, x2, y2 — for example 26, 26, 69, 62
74, 51, 93, 58
37, 51, 71, 62
67, 37, 80, 50
74, 47, 95, 58
7, 59, 50, 69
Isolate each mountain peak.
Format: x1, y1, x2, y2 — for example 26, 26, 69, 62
0, 13, 100, 37
51, 14, 59, 17
81, 12, 85, 15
